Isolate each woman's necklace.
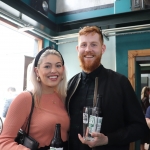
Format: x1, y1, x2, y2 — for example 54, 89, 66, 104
52, 99, 56, 104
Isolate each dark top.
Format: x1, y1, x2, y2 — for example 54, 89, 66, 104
66, 65, 149, 150
69, 65, 101, 150
146, 106, 150, 118
141, 97, 150, 114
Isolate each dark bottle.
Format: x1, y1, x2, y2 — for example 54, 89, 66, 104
50, 124, 63, 150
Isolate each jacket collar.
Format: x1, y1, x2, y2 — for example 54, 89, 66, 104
81, 64, 103, 81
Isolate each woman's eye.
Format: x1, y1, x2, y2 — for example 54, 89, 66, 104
56, 64, 62, 68
45, 65, 51, 68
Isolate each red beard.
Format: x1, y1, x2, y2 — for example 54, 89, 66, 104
79, 51, 102, 73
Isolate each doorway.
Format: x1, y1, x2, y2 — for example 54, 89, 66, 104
128, 50, 150, 90
128, 49, 150, 150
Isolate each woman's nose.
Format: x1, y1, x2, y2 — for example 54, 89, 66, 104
51, 66, 57, 73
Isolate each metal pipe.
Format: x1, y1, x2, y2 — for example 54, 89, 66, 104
56, 30, 150, 45
1, 7, 150, 44
31, 30, 57, 43
0, 8, 28, 26
103, 24, 150, 35
56, 40, 77, 45
0, 8, 78, 40
104, 29, 150, 37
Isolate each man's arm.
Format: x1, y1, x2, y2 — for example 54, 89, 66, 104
107, 76, 149, 145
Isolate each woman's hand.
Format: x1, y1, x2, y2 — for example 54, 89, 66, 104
78, 132, 108, 148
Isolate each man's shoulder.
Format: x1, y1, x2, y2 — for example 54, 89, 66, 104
68, 72, 81, 82
105, 67, 125, 77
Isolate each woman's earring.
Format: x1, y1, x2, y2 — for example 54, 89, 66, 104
37, 76, 41, 82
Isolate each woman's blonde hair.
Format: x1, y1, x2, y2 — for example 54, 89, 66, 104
28, 49, 67, 106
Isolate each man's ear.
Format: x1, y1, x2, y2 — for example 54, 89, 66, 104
76, 45, 79, 52
102, 44, 106, 54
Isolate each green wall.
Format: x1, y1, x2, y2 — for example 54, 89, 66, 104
116, 32, 150, 77
116, 32, 150, 150
115, 0, 131, 13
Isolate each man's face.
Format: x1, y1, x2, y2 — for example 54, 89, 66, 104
76, 33, 106, 73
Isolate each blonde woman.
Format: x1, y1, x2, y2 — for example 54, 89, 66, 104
0, 47, 70, 150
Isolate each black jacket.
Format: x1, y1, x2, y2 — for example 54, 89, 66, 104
66, 65, 149, 150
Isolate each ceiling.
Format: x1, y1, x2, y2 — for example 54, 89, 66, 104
1, 0, 150, 45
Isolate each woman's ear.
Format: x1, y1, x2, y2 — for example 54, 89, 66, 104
34, 67, 39, 76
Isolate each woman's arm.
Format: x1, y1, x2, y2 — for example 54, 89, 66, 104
0, 91, 32, 150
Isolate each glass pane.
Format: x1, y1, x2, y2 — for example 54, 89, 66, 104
0, 24, 38, 119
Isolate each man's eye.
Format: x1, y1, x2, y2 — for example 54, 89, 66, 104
91, 44, 97, 47
81, 44, 86, 47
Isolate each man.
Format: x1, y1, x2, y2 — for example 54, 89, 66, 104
2, 87, 17, 117
66, 26, 148, 150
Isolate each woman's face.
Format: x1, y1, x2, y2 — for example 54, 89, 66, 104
35, 54, 64, 91
146, 89, 150, 96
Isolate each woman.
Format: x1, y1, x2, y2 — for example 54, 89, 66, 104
145, 105, 150, 150
141, 86, 150, 150
141, 86, 150, 114
0, 47, 70, 150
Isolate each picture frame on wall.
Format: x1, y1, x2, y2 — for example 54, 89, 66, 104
131, 0, 143, 10
131, 0, 150, 10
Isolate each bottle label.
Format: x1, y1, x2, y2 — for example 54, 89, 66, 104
83, 113, 88, 124
96, 117, 103, 132
88, 115, 97, 134
50, 147, 63, 150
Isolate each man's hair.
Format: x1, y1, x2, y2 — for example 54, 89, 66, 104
78, 26, 104, 43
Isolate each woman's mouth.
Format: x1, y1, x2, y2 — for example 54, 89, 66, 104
49, 75, 58, 81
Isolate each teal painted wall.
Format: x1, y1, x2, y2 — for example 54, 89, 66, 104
48, 0, 56, 22
21, 0, 132, 25
21, 0, 30, 5
43, 39, 58, 50
56, 7, 114, 23
116, 32, 150, 77
116, 32, 150, 150
43, 39, 50, 48
49, 0, 56, 13
114, 0, 131, 13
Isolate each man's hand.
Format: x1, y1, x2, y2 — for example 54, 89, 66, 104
78, 132, 108, 148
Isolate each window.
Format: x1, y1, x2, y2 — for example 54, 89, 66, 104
0, 22, 42, 118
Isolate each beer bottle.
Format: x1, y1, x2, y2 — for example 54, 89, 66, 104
50, 124, 63, 150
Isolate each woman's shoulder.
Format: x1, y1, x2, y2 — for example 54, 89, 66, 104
12, 91, 32, 106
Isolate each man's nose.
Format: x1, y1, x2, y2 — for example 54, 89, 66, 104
85, 45, 91, 52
